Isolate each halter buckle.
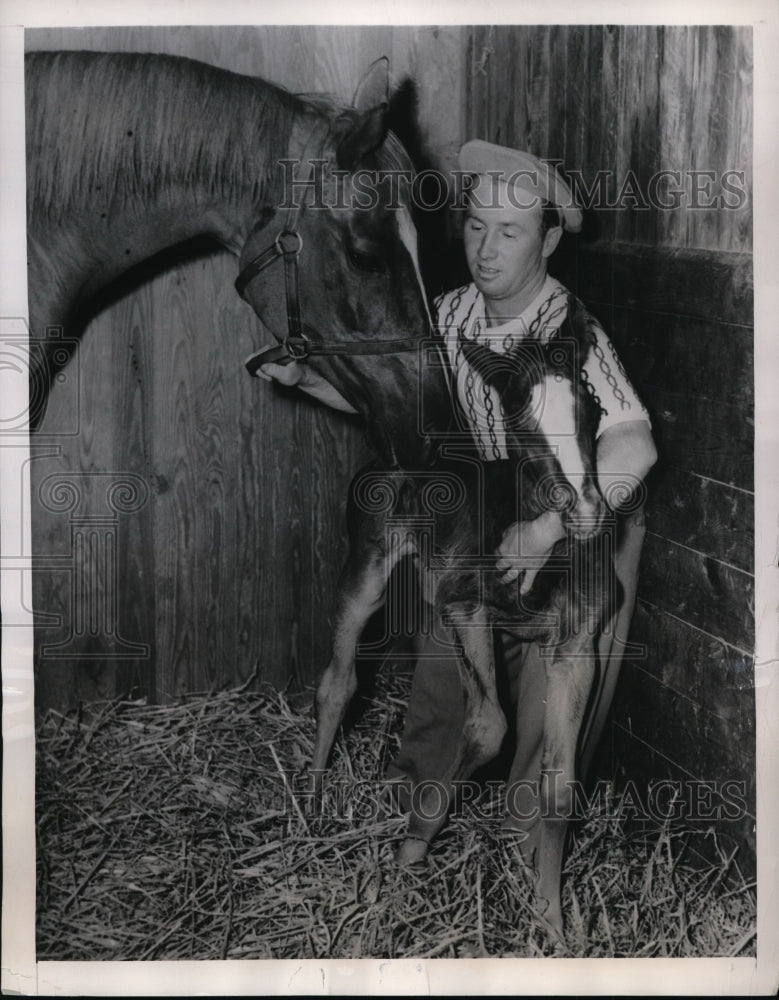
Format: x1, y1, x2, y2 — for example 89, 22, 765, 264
284, 334, 311, 360
275, 229, 303, 257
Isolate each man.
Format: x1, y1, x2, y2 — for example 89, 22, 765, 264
256, 139, 657, 834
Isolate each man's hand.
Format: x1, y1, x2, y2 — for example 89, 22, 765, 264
248, 347, 358, 414
495, 510, 567, 594
251, 357, 307, 387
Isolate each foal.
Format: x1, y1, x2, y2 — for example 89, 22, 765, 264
312, 295, 614, 937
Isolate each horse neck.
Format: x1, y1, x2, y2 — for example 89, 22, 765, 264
26, 51, 323, 328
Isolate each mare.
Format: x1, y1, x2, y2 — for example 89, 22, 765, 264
311, 294, 616, 938
25, 49, 451, 464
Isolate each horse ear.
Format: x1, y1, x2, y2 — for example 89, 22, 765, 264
335, 103, 389, 171
351, 56, 390, 111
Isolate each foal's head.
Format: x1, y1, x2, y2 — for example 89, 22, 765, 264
460, 301, 606, 538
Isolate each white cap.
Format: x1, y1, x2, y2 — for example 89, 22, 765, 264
459, 139, 583, 233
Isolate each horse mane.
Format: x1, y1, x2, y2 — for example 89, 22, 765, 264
25, 50, 334, 222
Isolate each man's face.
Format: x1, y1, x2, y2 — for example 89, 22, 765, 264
463, 176, 560, 306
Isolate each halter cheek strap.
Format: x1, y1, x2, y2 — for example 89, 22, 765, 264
236, 228, 307, 375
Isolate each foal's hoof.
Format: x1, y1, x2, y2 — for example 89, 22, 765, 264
394, 836, 430, 866
304, 768, 326, 799
538, 910, 566, 951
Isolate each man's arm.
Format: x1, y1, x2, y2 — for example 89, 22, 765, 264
496, 420, 657, 592
595, 419, 657, 509
252, 358, 358, 414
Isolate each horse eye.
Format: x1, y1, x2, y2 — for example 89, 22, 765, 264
348, 247, 385, 274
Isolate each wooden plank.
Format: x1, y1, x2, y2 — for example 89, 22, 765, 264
552, 242, 754, 326
110, 282, 157, 701
313, 25, 393, 103
656, 26, 695, 248
596, 24, 620, 244
395, 26, 468, 173
609, 662, 754, 797
615, 26, 661, 245
601, 309, 753, 406
628, 601, 755, 739
189, 255, 237, 692
638, 534, 754, 651
563, 26, 589, 178
507, 27, 531, 154
149, 263, 201, 699
644, 387, 753, 490
646, 470, 753, 574
685, 26, 721, 252
527, 26, 552, 155
678, 26, 752, 254
603, 719, 755, 816
465, 25, 489, 142
596, 728, 756, 881
546, 25, 567, 166
722, 28, 753, 254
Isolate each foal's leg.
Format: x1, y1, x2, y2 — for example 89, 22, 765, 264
311, 544, 406, 782
534, 637, 596, 937
396, 608, 507, 864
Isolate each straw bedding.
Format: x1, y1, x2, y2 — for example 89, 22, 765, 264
36, 669, 756, 960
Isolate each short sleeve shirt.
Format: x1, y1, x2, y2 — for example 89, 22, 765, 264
435, 276, 651, 461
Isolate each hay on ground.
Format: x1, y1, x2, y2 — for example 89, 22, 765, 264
35, 670, 756, 960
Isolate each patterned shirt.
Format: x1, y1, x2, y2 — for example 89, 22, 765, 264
435, 276, 651, 461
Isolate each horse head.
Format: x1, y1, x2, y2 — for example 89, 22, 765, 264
459, 299, 605, 538
236, 65, 451, 469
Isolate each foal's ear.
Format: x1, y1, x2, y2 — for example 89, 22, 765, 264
336, 104, 389, 171
351, 56, 390, 111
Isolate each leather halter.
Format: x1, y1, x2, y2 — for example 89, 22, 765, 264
235, 125, 428, 378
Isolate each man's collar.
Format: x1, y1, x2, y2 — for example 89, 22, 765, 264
477, 274, 564, 332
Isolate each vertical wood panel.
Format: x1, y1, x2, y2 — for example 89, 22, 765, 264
111, 283, 156, 700
192, 259, 235, 692
617, 25, 661, 245
598, 24, 620, 243
726, 29, 753, 254
563, 25, 589, 179
150, 265, 200, 697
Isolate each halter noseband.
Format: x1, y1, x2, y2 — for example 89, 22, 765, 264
235, 125, 428, 378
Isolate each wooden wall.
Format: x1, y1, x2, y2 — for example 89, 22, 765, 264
27, 25, 468, 708
467, 25, 755, 869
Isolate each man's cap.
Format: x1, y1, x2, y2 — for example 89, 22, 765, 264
458, 139, 583, 233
